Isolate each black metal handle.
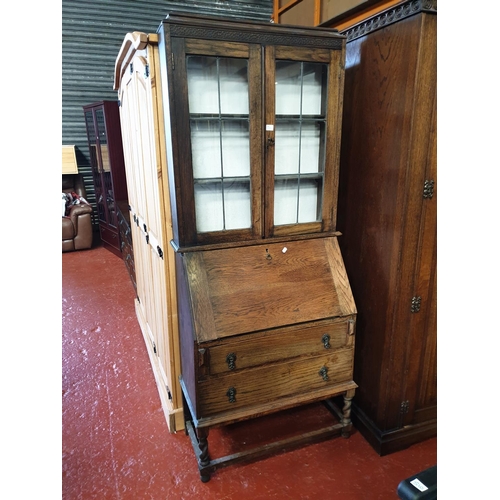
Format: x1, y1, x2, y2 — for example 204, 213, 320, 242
226, 387, 237, 403
322, 334, 331, 349
319, 366, 329, 381
226, 353, 237, 370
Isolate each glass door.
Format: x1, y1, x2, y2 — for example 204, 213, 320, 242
170, 39, 342, 246
187, 55, 252, 233
171, 38, 262, 246
265, 46, 342, 237
95, 108, 118, 228
274, 60, 327, 225
84, 110, 106, 225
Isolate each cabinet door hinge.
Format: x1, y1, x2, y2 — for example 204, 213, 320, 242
400, 400, 410, 414
144, 64, 150, 78
171, 53, 175, 70
117, 99, 121, 107
166, 386, 172, 401
423, 179, 434, 198
153, 342, 157, 354
157, 245, 163, 259
129, 62, 133, 74
411, 296, 421, 313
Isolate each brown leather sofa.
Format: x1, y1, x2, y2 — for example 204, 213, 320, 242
62, 174, 93, 252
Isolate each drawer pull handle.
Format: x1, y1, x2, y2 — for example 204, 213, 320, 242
226, 387, 237, 403
319, 366, 329, 381
226, 353, 237, 370
322, 334, 331, 349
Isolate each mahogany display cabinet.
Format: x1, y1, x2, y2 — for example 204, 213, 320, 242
83, 101, 129, 257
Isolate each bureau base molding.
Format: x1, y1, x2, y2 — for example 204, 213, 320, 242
351, 403, 437, 456
135, 299, 184, 432
181, 377, 357, 482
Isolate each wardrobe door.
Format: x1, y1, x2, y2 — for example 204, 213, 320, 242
119, 65, 150, 328
404, 23, 437, 426
388, 12, 437, 432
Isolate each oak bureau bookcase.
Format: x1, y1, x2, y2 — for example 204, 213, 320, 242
115, 13, 357, 481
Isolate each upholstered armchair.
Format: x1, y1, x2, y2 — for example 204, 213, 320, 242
62, 174, 93, 252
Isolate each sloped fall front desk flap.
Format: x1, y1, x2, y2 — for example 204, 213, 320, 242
183, 236, 356, 342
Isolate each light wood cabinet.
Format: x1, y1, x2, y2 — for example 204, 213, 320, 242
62, 145, 78, 174
114, 32, 184, 432
336, 0, 437, 455
115, 13, 356, 480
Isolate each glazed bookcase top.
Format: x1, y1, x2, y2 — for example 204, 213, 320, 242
163, 11, 345, 49
154, 13, 347, 248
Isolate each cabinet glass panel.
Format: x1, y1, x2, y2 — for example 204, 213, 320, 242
85, 110, 106, 224
85, 111, 98, 174
187, 56, 251, 233
95, 108, 117, 228
274, 61, 327, 225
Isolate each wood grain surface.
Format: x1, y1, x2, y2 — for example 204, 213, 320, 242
185, 237, 356, 341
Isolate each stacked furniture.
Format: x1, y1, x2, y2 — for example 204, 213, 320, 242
336, 0, 437, 455
114, 13, 357, 481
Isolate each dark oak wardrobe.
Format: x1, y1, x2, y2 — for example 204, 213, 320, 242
336, 0, 437, 455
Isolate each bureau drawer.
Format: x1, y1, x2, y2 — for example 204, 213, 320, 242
198, 347, 354, 416
206, 317, 355, 376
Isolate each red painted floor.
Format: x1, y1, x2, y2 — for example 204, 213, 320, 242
62, 241, 437, 499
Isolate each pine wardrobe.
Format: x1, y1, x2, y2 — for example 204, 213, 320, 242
114, 13, 357, 480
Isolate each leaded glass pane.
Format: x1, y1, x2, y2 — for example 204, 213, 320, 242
187, 56, 251, 233
274, 60, 328, 226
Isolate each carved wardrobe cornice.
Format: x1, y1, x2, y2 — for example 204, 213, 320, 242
341, 0, 437, 42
